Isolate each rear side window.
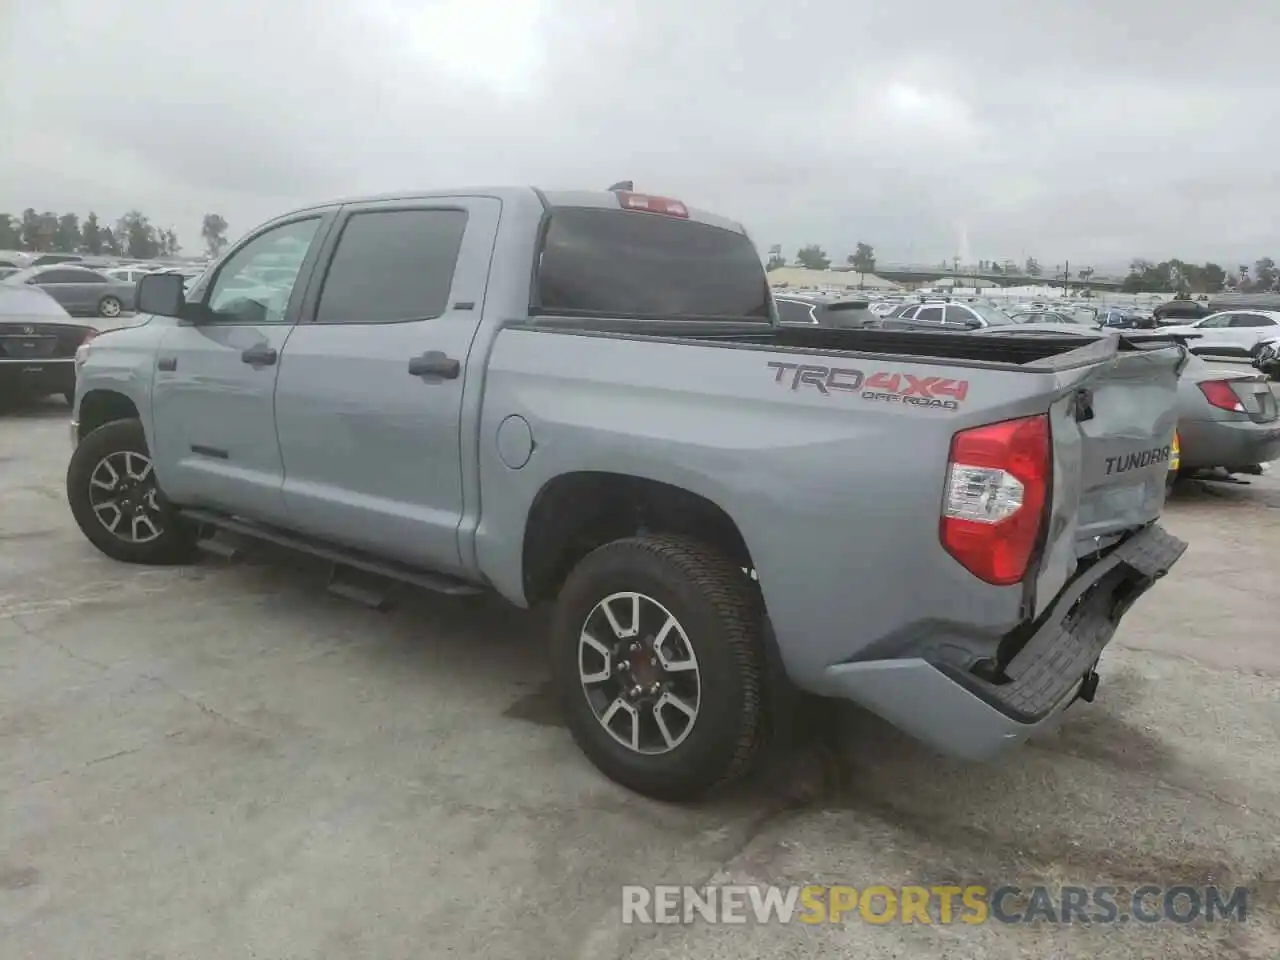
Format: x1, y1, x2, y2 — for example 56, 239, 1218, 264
39, 269, 99, 284
776, 299, 817, 324
536, 208, 770, 320
315, 209, 467, 324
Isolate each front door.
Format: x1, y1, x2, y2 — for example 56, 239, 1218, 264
273, 198, 500, 574
1187, 313, 1234, 355
148, 215, 330, 520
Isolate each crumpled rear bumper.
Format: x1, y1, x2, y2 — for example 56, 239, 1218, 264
823, 523, 1188, 760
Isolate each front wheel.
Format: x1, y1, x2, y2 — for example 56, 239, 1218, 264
550, 534, 768, 801
97, 296, 122, 318
66, 418, 195, 564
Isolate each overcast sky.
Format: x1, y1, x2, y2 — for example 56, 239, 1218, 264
2, 0, 1277, 270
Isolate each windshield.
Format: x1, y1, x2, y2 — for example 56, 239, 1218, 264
537, 207, 771, 321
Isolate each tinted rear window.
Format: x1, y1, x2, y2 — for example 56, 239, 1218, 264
536, 208, 770, 320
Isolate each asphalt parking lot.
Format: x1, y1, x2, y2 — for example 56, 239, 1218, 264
2, 397, 1278, 959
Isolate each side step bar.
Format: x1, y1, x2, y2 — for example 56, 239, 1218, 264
180, 508, 483, 603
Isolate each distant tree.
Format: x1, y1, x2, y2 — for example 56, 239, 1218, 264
0, 213, 18, 249
1202, 263, 1226, 293
19, 208, 41, 250
163, 228, 180, 256
1024, 257, 1041, 276
849, 241, 876, 273
118, 210, 158, 259
54, 213, 82, 253
201, 213, 229, 259
1239, 264, 1250, 288
101, 226, 122, 256
82, 212, 103, 255
795, 244, 831, 270
1254, 257, 1277, 292
35, 212, 58, 252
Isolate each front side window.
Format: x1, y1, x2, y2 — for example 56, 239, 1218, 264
314, 209, 468, 324
207, 218, 322, 324
1196, 314, 1232, 329
34, 269, 85, 284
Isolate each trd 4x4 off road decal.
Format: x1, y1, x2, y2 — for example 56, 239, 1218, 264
766, 362, 968, 410
861, 371, 968, 410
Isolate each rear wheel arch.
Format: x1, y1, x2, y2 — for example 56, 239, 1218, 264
521, 471, 756, 606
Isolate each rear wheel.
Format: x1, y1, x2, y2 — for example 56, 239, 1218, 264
97, 296, 122, 318
550, 534, 767, 801
66, 418, 195, 564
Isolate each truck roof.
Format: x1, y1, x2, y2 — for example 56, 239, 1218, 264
278, 187, 748, 236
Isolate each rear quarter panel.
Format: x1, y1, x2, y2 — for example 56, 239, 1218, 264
474, 327, 1080, 690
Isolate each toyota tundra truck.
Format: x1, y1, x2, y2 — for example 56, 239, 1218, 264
66, 186, 1188, 799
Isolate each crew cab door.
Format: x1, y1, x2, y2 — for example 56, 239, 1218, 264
273, 197, 500, 574
149, 214, 331, 520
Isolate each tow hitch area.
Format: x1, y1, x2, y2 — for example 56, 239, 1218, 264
1077, 669, 1100, 703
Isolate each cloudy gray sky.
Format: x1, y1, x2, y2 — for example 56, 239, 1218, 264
2, 0, 1277, 269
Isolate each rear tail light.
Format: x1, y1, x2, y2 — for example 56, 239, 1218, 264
615, 192, 689, 219
941, 414, 1051, 586
81, 328, 99, 344
1198, 380, 1245, 413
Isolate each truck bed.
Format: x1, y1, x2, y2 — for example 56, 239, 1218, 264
527, 315, 1180, 368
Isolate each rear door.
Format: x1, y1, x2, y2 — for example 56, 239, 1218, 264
273, 197, 500, 574
1228, 313, 1280, 355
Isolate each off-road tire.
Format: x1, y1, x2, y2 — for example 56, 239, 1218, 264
550, 533, 768, 801
66, 418, 195, 564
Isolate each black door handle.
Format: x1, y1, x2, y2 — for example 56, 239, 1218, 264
157, 356, 177, 372
241, 345, 278, 366
408, 351, 460, 380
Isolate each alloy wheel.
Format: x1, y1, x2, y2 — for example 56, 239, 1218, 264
87, 451, 164, 543
578, 591, 702, 755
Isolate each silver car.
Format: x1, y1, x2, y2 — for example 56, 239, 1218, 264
975, 324, 1280, 476
2, 264, 137, 319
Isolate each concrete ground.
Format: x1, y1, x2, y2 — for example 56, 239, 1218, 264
1, 397, 1277, 959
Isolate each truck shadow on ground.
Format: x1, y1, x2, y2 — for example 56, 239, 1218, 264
198, 546, 1278, 918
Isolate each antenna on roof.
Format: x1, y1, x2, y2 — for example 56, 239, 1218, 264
607, 180, 634, 192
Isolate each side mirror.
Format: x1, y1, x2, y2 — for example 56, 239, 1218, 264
964, 319, 983, 330
137, 273, 187, 318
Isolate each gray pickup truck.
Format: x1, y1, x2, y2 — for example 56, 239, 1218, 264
66, 186, 1188, 799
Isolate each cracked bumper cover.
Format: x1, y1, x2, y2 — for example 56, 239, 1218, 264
823, 523, 1188, 760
